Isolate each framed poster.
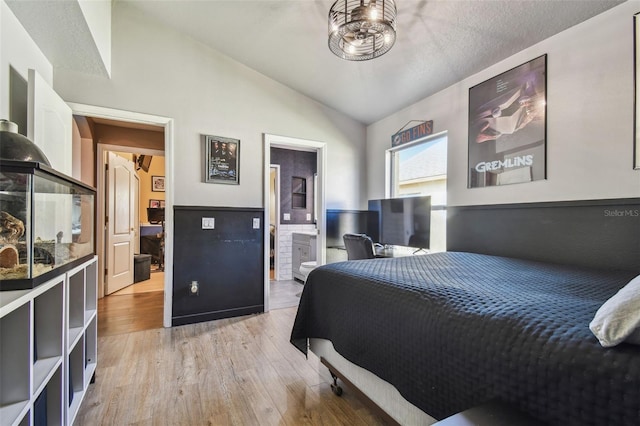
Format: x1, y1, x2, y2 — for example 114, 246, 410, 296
635, 13, 640, 169
468, 54, 547, 188
204, 135, 240, 184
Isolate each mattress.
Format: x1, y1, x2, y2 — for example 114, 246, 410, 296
290, 252, 640, 425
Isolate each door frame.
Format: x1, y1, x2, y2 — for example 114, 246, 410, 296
269, 165, 281, 281
263, 133, 326, 312
68, 103, 174, 328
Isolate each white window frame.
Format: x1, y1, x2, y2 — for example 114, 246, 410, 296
385, 130, 448, 198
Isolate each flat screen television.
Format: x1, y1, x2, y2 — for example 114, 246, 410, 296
368, 196, 431, 249
326, 209, 378, 248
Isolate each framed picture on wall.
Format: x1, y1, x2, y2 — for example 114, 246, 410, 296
204, 134, 240, 184
149, 199, 161, 208
152, 176, 165, 192
635, 13, 640, 169
468, 54, 547, 188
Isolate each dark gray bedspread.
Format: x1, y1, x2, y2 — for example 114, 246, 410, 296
290, 252, 640, 425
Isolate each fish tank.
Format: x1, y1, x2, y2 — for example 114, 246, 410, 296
0, 160, 95, 290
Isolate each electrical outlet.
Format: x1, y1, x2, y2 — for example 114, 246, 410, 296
306, 213, 311, 221
190, 280, 199, 296
253, 218, 260, 229
202, 217, 215, 229
283, 213, 290, 221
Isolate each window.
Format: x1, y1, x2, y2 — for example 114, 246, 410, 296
386, 132, 448, 251
388, 133, 447, 201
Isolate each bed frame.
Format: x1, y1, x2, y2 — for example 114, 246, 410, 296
310, 197, 640, 425
447, 197, 640, 272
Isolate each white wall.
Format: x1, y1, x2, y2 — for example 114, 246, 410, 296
0, 0, 52, 121
53, 2, 367, 210
78, 0, 111, 76
367, 1, 640, 206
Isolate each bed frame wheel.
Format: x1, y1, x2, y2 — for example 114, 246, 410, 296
330, 372, 343, 396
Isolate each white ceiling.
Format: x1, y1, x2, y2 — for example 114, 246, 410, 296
120, 0, 625, 124
9, 0, 627, 125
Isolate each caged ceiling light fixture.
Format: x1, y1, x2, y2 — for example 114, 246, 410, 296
328, 0, 397, 61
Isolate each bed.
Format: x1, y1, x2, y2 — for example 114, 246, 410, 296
290, 198, 640, 425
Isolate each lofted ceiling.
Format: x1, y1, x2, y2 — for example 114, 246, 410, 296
9, 0, 627, 125
120, 0, 625, 124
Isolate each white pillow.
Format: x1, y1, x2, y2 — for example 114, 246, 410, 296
590, 275, 640, 347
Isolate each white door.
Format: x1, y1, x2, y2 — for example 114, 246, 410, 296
105, 152, 137, 294
27, 69, 72, 175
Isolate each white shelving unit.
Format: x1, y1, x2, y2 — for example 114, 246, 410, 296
0, 256, 97, 426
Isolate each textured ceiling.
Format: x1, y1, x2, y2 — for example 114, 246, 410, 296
121, 0, 625, 124
6, 0, 110, 77
8, 0, 627, 125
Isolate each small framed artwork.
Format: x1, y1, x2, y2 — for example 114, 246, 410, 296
468, 54, 547, 188
635, 13, 640, 169
152, 176, 165, 192
149, 199, 161, 208
204, 134, 240, 184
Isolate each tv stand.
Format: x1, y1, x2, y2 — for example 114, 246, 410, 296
375, 245, 423, 258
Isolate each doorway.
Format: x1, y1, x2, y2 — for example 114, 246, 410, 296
269, 165, 280, 281
263, 134, 326, 312
70, 103, 174, 331
84, 118, 165, 335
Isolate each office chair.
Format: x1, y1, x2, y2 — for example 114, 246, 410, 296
343, 233, 376, 260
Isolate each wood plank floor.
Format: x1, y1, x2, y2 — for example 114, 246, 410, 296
77, 307, 387, 425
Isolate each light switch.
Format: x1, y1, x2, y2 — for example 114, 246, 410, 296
283, 213, 290, 221
306, 213, 311, 221
253, 218, 260, 229
202, 217, 215, 229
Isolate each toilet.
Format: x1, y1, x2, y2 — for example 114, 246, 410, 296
299, 261, 317, 282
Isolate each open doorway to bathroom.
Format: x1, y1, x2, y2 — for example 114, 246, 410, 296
264, 134, 326, 311
269, 147, 317, 309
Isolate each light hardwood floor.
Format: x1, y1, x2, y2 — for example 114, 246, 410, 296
98, 271, 164, 337
85, 273, 386, 425
76, 307, 387, 425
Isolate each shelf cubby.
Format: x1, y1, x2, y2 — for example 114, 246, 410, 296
0, 302, 31, 426
33, 278, 64, 396
67, 338, 85, 424
34, 364, 63, 426
84, 317, 97, 389
67, 268, 85, 352
84, 261, 97, 326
